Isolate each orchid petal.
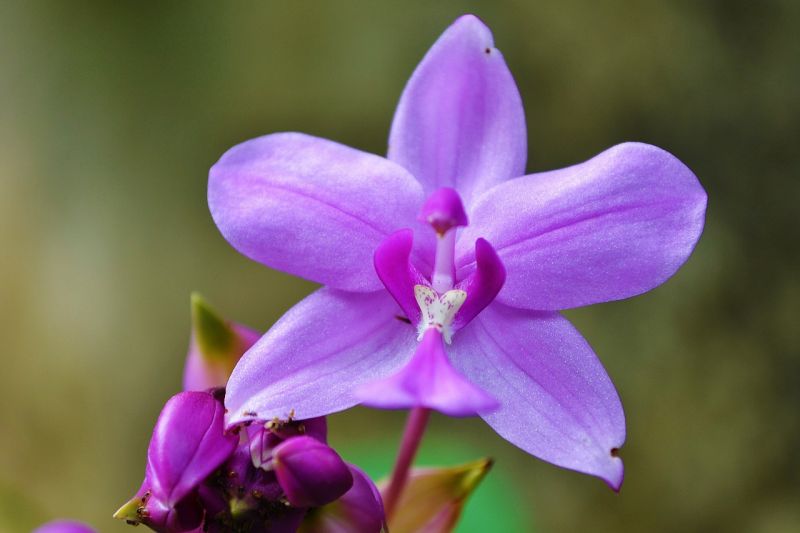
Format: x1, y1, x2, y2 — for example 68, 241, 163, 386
452, 238, 506, 331
209, 132, 425, 292
225, 288, 417, 426
357, 329, 498, 417
388, 14, 527, 206
373, 229, 429, 325
459, 142, 707, 310
146, 391, 238, 505
451, 303, 625, 489
299, 465, 386, 533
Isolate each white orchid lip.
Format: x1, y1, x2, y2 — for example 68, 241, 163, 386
414, 285, 466, 344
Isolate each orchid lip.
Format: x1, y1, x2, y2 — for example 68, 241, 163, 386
374, 225, 506, 342
414, 285, 466, 344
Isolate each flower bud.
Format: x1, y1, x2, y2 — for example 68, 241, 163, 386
183, 293, 260, 391
273, 436, 353, 508
114, 391, 237, 532
383, 458, 492, 533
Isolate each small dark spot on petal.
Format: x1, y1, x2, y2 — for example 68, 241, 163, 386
610, 447, 620, 457
484, 47, 491, 54
395, 315, 412, 324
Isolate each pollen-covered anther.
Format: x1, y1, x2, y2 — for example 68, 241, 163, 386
414, 285, 466, 344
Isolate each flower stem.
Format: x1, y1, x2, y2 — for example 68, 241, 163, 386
383, 406, 431, 521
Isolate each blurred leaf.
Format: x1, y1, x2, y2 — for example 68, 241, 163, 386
384, 458, 492, 533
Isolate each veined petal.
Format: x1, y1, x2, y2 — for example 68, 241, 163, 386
357, 328, 498, 417
450, 303, 625, 489
458, 142, 707, 310
225, 288, 417, 426
146, 391, 238, 505
209, 132, 425, 292
388, 14, 527, 206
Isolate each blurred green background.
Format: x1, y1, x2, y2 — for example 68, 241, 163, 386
1, 1, 798, 532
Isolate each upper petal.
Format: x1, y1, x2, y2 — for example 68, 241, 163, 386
450, 303, 625, 489
209, 132, 425, 292
458, 142, 707, 310
225, 288, 417, 426
388, 14, 527, 206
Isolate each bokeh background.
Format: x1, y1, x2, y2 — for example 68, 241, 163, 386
1, 1, 798, 532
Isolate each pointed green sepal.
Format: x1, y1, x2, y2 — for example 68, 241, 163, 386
191, 292, 237, 363
113, 492, 147, 525
184, 293, 259, 391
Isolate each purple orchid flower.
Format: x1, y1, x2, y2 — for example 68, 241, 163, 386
209, 14, 706, 489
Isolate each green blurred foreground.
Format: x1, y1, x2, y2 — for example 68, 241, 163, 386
1, 1, 798, 532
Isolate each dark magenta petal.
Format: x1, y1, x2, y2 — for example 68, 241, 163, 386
300, 417, 328, 443
146, 391, 238, 505
299, 465, 385, 533
418, 187, 469, 235
273, 436, 354, 508
451, 303, 625, 489
458, 142, 707, 310
142, 492, 204, 533
225, 288, 416, 426
356, 329, 498, 417
373, 229, 429, 324
209, 132, 424, 292
453, 238, 506, 330
388, 15, 527, 206
33, 521, 97, 533
339, 465, 386, 533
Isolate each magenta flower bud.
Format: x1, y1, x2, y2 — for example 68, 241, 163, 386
418, 186, 469, 235
273, 436, 354, 508
115, 391, 237, 531
33, 521, 97, 533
